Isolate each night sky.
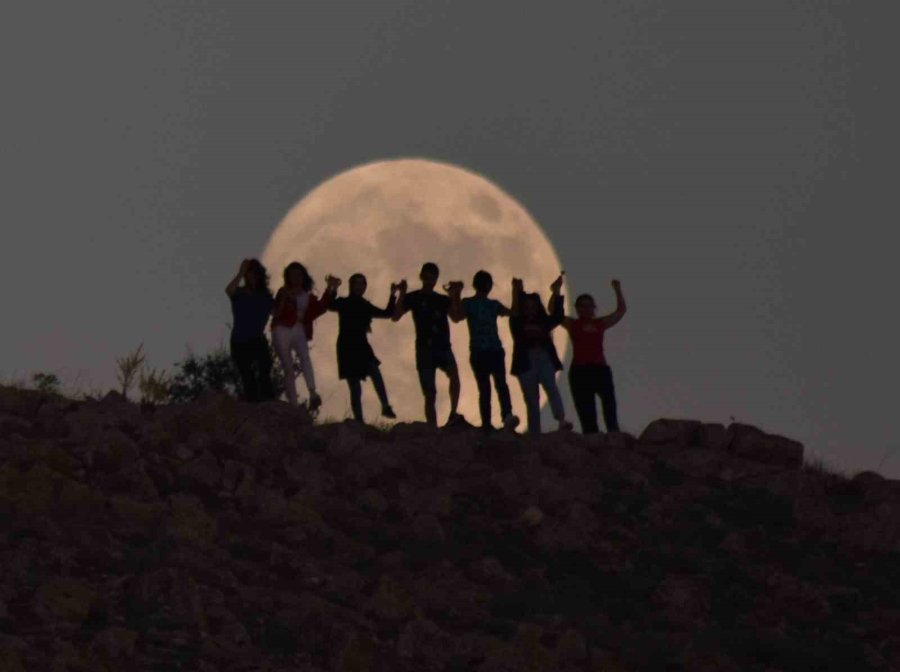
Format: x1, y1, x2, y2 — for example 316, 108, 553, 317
2, 2, 898, 475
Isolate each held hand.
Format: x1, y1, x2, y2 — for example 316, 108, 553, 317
325, 275, 342, 290
444, 281, 464, 295
390, 282, 399, 294
398, 279, 408, 293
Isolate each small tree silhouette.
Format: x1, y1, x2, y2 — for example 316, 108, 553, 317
31, 372, 61, 394
116, 345, 146, 399
139, 367, 171, 405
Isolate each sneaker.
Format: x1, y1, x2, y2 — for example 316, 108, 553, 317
558, 420, 574, 431
308, 392, 322, 412
502, 414, 520, 431
381, 405, 397, 419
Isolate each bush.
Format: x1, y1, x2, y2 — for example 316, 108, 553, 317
167, 348, 241, 403
32, 372, 61, 394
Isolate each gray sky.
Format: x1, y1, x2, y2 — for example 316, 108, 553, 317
2, 1, 898, 475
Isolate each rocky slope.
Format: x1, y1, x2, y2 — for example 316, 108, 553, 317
1, 386, 899, 671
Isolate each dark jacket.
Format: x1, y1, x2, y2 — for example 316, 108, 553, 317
509, 292, 565, 376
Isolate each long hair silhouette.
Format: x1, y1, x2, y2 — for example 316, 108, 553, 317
283, 262, 314, 292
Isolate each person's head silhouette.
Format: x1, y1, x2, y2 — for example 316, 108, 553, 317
349, 273, 368, 297
575, 294, 597, 319
420, 262, 439, 291
283, 262, 313, 291
522, 292, 547, 321
473, 270, 493, 296
244, 259, 271, 294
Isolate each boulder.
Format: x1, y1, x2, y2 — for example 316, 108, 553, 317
639, 419, 703, 447
33, 578, 95, 623
725, 423, 804, 468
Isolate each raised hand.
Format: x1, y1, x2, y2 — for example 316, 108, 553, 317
398, 279, 408, 293
612, 278, 622, 290
325, 275, 342, 290
239, 259, 251, 276
444, 281, 464, 295
550, 272, 565, 293
512, 278, 524, 291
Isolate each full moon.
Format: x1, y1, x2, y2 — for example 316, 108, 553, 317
262, 158, 569, 426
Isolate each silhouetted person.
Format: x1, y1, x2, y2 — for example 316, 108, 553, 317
225, 259, 275, 402
510, 275, 573, 433
393, 262, 463, 427
271, 262, 339, 411
563, 280, 627, 433
329, 273, 398, 423
448, 270, 519, 432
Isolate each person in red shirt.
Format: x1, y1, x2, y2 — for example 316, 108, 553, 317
271, 262, 340, 411
562, 279, 627, 433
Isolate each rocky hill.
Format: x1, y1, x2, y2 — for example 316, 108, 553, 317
1, 385, 899, 671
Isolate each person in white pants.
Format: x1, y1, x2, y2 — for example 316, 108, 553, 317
270, 262, 340, 411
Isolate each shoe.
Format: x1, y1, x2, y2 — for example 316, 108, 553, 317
558, 420, 573, 431
381, 405, 397, 419
308, 392, 322, 412
502, 414, 520, 430
445, 412, 466, 427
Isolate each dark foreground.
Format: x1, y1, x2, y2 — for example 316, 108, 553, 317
1, 386, 899, 671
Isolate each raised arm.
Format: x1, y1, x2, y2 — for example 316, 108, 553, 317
225, 259, 249, 297
547, 274, 565, 328
391, 279, 408, 321
599, 279, 627, 329
447, 281, 465, 322
371, 284, 399, 319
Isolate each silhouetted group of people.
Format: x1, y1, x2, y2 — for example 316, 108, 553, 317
226, 258, 626, 434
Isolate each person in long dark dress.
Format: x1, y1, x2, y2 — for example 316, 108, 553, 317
225, 259, 275, 402
330, 273, 398, 423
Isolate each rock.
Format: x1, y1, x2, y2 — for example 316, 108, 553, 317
91, 626, 137, 659
327, 423, 365, 460
166, 493, 218, 542
92, 430, 140, 472
604, 431, 636, 451
0, 384, 895, 671
556, 628, 588, 663
726, 423, 804, 468
358, 488, 389, 514
639, 419, 703, 447
699, 422, 728, 450
369, 576, 416, 622
33, 578, 95, 623
520, 505, 545, 527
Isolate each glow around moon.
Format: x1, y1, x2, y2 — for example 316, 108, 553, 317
262, 158, 569, 426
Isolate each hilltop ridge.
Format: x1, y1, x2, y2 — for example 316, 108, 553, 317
1, 386, 899, 671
